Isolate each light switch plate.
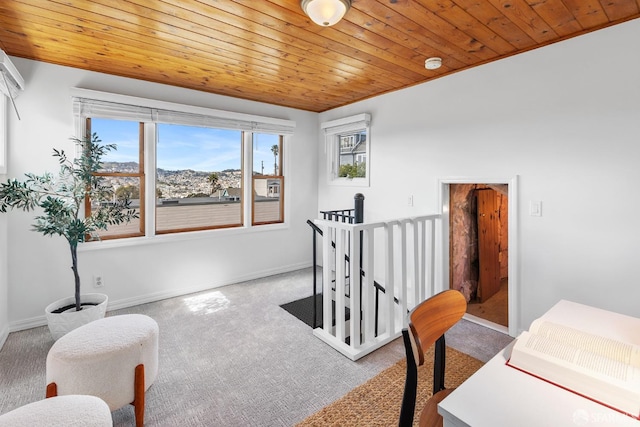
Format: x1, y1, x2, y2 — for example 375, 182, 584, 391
530, 201, 542, 217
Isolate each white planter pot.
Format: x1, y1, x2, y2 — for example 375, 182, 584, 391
45, 293, 109, 340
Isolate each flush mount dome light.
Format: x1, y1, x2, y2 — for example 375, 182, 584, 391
301, 0, 351, 27
425, 57, 442, 70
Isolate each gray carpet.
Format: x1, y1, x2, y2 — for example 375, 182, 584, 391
0, 267, 512, 426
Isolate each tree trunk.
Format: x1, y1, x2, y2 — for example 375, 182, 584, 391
70, 243, 81, 311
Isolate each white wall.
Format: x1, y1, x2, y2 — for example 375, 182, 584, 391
318, 19, 640, 332
5, 58, 318, 330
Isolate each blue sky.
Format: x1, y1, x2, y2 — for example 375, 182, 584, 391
91, 118, 279, 173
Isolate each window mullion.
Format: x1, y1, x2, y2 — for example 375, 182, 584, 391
0, 97, 7, 174
144, 122, 156, 237
243, 132, 252, 227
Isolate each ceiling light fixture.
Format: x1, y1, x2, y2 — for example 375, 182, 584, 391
301, 0, 351, 27
425, 57, 442, 70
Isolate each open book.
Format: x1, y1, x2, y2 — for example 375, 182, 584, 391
507, 300, 640, 419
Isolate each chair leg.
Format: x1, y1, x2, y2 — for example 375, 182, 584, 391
46, 382, 57, 398
433, 335, 446, 394
132, 364, 145, 427
399, 329, 418, 427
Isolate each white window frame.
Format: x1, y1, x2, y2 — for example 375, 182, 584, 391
322, 113, 371, 187
0, 96, 6, 174
71, 88, 295, 247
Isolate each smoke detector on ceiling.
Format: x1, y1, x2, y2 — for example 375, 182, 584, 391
425, 57, 442, 70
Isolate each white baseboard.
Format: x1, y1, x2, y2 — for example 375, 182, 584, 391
463, 313, 509, 335
0, 324, 8, 350
9, 316, 45, 333
9, 262, 311, 333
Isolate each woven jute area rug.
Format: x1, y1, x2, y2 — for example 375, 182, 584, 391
296, 347, 483, 426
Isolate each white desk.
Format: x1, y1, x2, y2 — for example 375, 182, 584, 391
439, 342, 640, 427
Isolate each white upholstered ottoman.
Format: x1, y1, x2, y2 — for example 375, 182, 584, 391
46, 314, 159, 427
0, 395, 112, 426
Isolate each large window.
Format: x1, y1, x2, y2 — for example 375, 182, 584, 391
73, 89, 294, 241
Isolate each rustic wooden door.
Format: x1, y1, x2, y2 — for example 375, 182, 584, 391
476, 189, 501, 302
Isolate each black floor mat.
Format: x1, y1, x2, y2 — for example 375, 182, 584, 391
280, 294, 350, 329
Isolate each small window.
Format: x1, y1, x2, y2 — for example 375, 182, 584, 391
322, 113, 371, 186
337, 130, 367, 179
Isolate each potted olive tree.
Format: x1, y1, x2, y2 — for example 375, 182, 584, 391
0, 133, 138, 339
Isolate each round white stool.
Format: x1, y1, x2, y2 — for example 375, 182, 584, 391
0, 395, 112, 426
46, 314, 159, 427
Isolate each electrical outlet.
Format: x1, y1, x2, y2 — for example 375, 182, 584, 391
94, 275, 104, 288
407, 195, 414, 207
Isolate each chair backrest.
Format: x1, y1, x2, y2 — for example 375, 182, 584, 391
407, 289, 467, 366
399, 289, 467, 427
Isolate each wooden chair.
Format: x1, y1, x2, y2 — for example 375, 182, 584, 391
398, 289, 467, 427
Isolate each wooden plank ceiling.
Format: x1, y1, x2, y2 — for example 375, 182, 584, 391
0, 0, 638, 112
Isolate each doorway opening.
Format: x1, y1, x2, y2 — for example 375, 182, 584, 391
450, 184, 508, 330
440, 177, 518, 337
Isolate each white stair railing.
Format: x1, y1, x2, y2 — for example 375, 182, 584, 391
313, 214, 443, 360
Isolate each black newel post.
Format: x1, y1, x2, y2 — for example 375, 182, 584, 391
354, 192, 365, 345
354, 193, 364, 224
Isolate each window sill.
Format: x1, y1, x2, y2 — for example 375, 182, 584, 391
78, 222, 289, 252
329, 177, 370, 187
